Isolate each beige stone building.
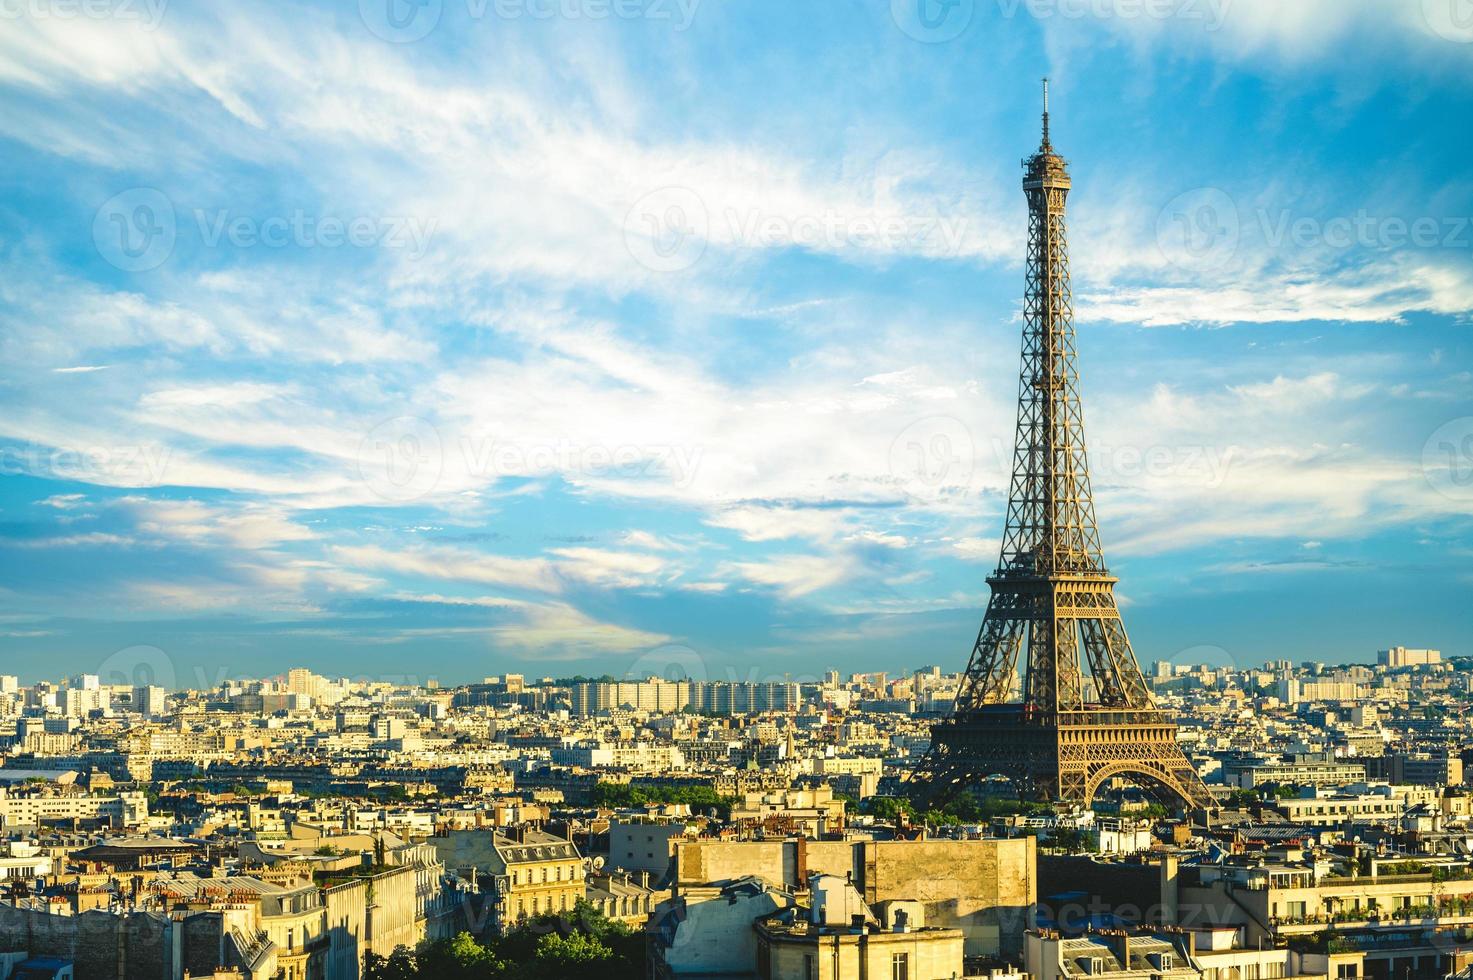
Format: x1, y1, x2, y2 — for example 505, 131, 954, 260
481, 828, 585, 927
1027, 931, 1199, 980
755, 876, 964, 980
674, 837, 1037, 958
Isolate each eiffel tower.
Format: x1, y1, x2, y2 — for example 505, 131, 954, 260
911, 82, 1214, 812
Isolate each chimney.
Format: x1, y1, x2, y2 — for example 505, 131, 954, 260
1112, 933, 1131, 969
850, 913, 866, 935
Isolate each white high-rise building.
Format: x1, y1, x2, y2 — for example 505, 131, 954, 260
133, 685, 167, 716
1378, 646, 1441, 668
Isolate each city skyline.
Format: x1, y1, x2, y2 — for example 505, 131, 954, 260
3, 2, 1472, 686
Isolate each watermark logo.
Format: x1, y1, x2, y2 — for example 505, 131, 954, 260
1091, 442, 1235, 488
0, 0, 168, 29
1423, 0, 1473, 43
1423, 416, 1473, 502
1156, 186, 1239, 272
460, 437, 704, 488
624, 186, 709, 272
726, 208, 968, 255
992, 0, 1231, 31
889, 415, 975, 500
359, 0, 699, 42
97, 644, 177, 690
357, 416, 444, 502
93, 190, 438, 270
194, 209, 437, 258
891, 0, 974, 41
93, 188, 176, 273
1158, 188, 1470, 273
625, 643, 709, 684
0, 442, 174, 485
1259, 209, 1470, 251
359, 0, 442, 42
1157, 644, 1241, 674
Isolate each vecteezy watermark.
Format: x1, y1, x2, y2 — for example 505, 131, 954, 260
987, 437, 1235, 489
994, 0, 1231, 30
624, 186, 709, 273
889, 416, 976, 500
459, 437, 705, 489
890, 0, 975, 42
1158, 187, 1472, 272
97, 644, 177, 691
892, 0, 1230, 40
93, 188, 176, 273
624, 643, 710, 684
1257, 210, 1472, 251
352, 420, 705, 502
1423, 0, 1473, 43
195, 209, 437, 258
726, 209, 969, 256
1156, 187, 1240, 272
357, 416, 445, 503
0, 442, 173, 485
0, 0, 168, 29
1156, 644, 1241, 676
623, 187, 971, 273
358, 0, 699, 43
1090, 442, 1236, 488
93, 189, 439, 271
1423, 416, 1473, 503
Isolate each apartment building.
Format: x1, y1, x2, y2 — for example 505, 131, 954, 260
0, 788, 148, 830
1271, 785, 1438, 827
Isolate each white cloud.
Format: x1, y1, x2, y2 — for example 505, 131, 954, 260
334, 543, 563, 594
725, 553, 856, 598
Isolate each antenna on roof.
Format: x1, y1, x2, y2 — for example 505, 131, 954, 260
1041, 76, 1051, 150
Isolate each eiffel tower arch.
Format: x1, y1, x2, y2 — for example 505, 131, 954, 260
910, 82, 1215, 814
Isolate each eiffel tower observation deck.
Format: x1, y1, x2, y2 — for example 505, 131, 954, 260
910, 82, 1215, 813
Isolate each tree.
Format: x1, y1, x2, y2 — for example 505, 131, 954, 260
521, 932, 615, 977
363, 904, 640, 980
590, 781, 732, 814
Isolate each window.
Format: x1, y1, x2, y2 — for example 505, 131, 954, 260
1337, 966, 1358, 979
803, 953, 817, 980
892, 952, 909, 980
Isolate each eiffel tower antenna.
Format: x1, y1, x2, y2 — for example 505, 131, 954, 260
1041, 76, 1050, 149
910, 88, 1214, 813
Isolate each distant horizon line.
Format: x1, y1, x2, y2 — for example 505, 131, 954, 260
7, 651, 1459, 694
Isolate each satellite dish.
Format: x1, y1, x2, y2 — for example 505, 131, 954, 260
593, 856, 605, 870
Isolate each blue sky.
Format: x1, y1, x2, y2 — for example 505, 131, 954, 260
1, 0, 1471, 688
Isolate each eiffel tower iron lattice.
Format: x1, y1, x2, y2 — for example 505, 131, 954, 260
910, 81, 1215, 813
